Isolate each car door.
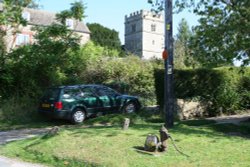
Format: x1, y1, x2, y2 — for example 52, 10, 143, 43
72, 87, 102, 114
94, 86, 120, 113
62, 87, 100, 114
61, 88, 81, 111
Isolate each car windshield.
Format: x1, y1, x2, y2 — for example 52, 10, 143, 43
42, 88, 61, 101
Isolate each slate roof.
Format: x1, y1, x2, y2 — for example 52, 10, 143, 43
0, 4, 90, 34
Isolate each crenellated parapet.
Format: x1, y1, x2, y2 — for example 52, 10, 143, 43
125, 10, 163, 23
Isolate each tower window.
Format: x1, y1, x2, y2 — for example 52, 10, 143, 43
131, 24, 136, 33
151, 24, 156, 32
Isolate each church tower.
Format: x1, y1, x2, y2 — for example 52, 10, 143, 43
124, 10, 164, 59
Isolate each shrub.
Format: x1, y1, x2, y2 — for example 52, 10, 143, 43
81, 56, 156, 105
0, 95, 39, 123
238, 76, 250, 109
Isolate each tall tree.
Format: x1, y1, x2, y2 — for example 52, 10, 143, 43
175, 0, 250, 67
174, 18, 197, 68
87, 23, 121, 51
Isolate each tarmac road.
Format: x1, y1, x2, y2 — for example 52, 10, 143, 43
0, 128, 50, 167
0, 156, 46, 167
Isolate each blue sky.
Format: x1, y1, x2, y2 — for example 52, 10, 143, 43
39, 0, 199, 44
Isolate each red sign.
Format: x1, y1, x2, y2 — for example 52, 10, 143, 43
162, 50, 168, 60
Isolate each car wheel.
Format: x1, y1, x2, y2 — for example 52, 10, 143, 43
123, 102, 137, 114
71, 108, 86, 124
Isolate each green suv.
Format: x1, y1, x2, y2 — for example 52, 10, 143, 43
39, 84, 141, 124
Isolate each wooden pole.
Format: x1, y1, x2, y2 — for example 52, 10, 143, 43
164, 0, 174, 128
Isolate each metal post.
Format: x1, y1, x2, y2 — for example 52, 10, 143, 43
164, 0, 174, 128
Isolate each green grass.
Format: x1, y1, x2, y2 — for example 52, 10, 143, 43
0, 114, 250, 167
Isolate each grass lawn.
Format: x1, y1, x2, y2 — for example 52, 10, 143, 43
0, 113, 250, 167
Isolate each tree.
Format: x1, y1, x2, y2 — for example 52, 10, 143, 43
27, 0, 40, 9
174, 18, 198, 68
175, 0, 250, 67
0, 0, 34, 96
56, 1, 86, 24
0, 1, 86, 96
87, 23, 122, 51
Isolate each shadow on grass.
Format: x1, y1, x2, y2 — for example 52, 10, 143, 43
178, 119, 216, 126
209, 123, 250, 139
176, 119, 250, 139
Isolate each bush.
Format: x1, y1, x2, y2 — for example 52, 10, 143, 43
154, 67, 250, 115
0, 95, 39, 123
81, 56, 156, 105
238, 76, 250, 108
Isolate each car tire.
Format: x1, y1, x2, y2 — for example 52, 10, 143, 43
71, 108, 86, 124
123, 102, 137, 114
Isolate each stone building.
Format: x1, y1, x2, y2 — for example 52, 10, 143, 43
0, 4, 90, 52
124, 10, 164, 59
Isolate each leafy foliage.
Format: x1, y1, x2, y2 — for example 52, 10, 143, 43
147, 0, 164, 13
148, 0, 250, 66
87, 23, 122, 52
0, 0, 34, 95
56, 1, 86, 24
0, 1, 86, 97
174, 18, 198, 69
80, 40, 120, 60
3, 25, 81, 96
81, 56, 156, 105
175, 0, 250, 66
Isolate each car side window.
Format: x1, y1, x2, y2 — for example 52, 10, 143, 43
95, 87, 118, 97
81, 87, 96, 98
62, 88, 82, 99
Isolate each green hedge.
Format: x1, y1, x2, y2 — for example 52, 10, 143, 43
154, 67, 250, 115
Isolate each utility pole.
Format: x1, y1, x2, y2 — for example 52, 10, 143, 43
164, 0, 174, 128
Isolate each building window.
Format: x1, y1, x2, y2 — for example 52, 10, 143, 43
22, 11, 30, 21
151, 24, 156, 32
16, 33, 30, 45
152, 40, 155, 45
66, 19, 74, 29
131, 24, 136, 33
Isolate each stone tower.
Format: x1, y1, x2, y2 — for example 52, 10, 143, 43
124, 10, 164, 59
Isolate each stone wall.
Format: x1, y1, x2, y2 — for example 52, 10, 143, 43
176, 99, 209, 120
